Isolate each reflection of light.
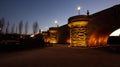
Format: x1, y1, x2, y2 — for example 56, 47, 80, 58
110, 28, 120, 36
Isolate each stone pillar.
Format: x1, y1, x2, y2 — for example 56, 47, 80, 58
68, 15, 89, 47
42, 31, 49, 43
49, 27, 58, 44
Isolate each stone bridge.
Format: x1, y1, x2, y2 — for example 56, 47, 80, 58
45, 4, 120, 47
87, 4, 120, 46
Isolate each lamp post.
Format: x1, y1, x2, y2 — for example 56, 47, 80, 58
77, 6, 81, 15
54, 20, 58, 27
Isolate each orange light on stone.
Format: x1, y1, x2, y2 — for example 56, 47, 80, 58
46, 37, 50, 42
88, 31, 109, 47
50, 38, 57, 43
68, 15, 89, 47
66, 38, 71, 43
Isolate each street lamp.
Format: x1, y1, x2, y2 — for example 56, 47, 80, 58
77, 6, 81, 15
54, 20, 58, 23
54, 20, 58, 27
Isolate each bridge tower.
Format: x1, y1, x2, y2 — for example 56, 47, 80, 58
49, 27, 58, 44
68, 15, 89, 47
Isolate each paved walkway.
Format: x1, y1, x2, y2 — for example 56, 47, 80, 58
0, 45, 120, 67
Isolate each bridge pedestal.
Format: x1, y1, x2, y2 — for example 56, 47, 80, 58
49, 27, 58, 44
68, 15, 89, 47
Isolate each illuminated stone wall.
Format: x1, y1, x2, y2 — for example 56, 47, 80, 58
49, 27, 58, 44
43, 4, 120, 46
68, 15, 89, 47
67, 4, 120, 47
42, 31, 49, 43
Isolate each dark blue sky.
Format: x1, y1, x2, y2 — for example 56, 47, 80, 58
0, 0, 120, 34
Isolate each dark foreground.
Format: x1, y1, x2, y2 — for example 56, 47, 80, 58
0, 45, 120, 67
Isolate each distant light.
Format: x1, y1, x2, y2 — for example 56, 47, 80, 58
54, 20, 59, 27
54, 20, 58, 24
110, 28, 120, 36
77, 6, 81, 15
30, 34, 34, 37
77, 6, 81, 11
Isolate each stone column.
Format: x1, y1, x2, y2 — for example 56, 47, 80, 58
68, 15, 89, 47
49, 27, 58, 44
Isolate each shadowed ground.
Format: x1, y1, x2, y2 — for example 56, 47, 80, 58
0, 45, 120, 67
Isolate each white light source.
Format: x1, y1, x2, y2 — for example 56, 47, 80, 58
54, 20, 58, 24
77, 6, 81, 15
77, 6, 81, 10
54, 20, 58, 27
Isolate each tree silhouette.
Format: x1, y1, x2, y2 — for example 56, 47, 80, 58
11, 24, 15, 34
19, 21, 23, 34
6, 21, 9, 34
0, 20, 2, 33
0, 18, 5, 33
25, 21, 28, 35
15, 25, 18, 34
33, 21, 39, 34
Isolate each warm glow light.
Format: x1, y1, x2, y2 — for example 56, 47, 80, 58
110, 28, 120, 36
50, 39, 57, 43
88, 30, 109, 47
68, 21, 88, 28
46, 38, 50, 42
66, 38, 71, 43
49, 30, 57, 33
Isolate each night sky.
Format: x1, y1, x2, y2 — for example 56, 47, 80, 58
0, 0, 120, 34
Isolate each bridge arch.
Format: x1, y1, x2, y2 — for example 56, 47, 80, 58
87, 26, 120, 47
87, 4, 120, 47
66, 4, 120, 47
